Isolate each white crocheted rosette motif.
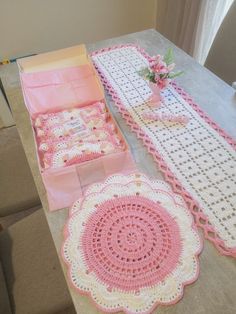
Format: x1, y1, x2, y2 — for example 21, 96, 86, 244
62, 173, 202, 314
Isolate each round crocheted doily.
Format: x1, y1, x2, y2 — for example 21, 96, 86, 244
62, 173, 202, 314
82, 195, 181, 292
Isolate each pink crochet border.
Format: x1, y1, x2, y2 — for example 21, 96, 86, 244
62, 177, 203, 314
90, 44, 236, 258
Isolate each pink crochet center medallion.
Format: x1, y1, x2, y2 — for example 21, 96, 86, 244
82, 196, 181, 292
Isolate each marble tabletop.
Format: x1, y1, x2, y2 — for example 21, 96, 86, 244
1, 29, 236, 314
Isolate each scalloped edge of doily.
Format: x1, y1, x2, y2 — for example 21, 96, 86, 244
61, 174, 203, 314
90, 44, 236, 258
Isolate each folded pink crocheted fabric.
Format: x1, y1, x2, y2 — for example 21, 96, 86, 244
62, 173, 202, 314
35, 115, 112, 138
38, 129, 121, 153
34, 101, 106, 128
43, 140, 124, 169
91, 45, 236, 257
35, 107, 109, 139
34, 101, 124, 169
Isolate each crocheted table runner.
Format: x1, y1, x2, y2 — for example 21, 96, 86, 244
62, 173, 201, 314
91, 45, 236, 257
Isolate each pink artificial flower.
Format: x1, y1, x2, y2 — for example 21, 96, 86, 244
151, 60, 169, 74
157, 78, 170, 89
149, 57, 156, 67
154, 72, 161, 82
149, 55, 162, 67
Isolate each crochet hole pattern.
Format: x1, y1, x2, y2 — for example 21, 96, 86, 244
91, 45, 236, 257
81, 196, 181, 292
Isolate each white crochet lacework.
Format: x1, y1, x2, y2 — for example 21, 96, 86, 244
92, 46, 236, 249
63, 173, 201, 314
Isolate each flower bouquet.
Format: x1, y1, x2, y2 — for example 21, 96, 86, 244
139, 48, 183, 107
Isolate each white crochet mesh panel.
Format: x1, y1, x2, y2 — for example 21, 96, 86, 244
92, 46, 236, 252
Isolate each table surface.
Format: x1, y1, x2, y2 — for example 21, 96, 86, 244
1, 29, 236, 314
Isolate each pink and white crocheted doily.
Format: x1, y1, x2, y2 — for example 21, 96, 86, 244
62, 173, 202, 314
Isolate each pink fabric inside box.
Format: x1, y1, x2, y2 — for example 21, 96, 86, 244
42, 150, 135, 210
19, 64, 136, 211
20, 64, 104, 117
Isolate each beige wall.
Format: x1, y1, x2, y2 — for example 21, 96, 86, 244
0, 0, 156, 59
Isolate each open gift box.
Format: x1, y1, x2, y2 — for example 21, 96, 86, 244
18, 45, 136, 211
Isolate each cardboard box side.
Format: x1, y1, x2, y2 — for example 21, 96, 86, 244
88, 55, 105, 100
18, 44, 87, 73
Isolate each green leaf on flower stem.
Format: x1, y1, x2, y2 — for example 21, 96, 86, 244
164, 48, 174, 66
147, 72, 156, 83
168, 71, 184, 79
138, 67, 150, 77
138, 67, 156, 83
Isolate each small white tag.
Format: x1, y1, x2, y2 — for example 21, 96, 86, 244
65, 118, 88, 136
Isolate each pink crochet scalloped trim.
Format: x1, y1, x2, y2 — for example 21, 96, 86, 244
91, 44, 236, 257
62, 179, 203, 314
